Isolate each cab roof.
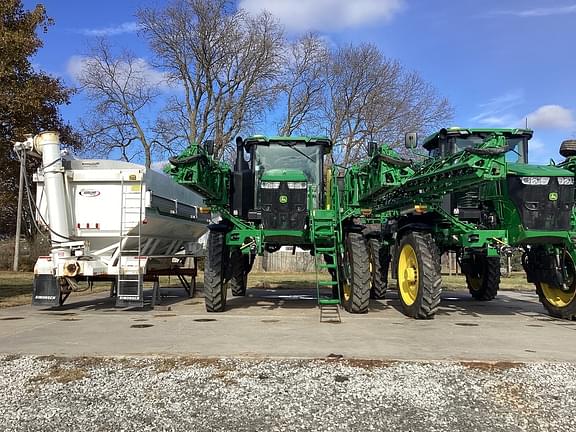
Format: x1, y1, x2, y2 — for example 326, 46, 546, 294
422, 127, 533, 150
243, 135, 332, 153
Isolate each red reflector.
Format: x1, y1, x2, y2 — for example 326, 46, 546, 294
77, 223, 80, 228
96, 223, 100, 229
86, 223, 90, 228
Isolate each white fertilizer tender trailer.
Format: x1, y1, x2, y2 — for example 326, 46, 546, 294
17, 131, 209, 307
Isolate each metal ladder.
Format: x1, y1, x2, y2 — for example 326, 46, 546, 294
116, 173, 144, 307
311, 209, 342, 322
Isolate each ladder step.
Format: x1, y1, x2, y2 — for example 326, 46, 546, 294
313, 210, 336, 219
318, 280, 338, 286
316, 247, 335, 253
319, 298, 340, 305
317, 264, 337, 270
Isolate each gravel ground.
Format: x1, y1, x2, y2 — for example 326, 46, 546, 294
0, 355, 574, 432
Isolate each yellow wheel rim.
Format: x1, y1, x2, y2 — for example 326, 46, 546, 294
541, 282, 576, 308
398, 243, 418, 306
468, 275, 482, 292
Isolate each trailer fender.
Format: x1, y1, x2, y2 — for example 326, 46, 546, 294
208, 223, 229, 233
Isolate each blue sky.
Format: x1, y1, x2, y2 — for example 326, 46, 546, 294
24, 0, 576, 164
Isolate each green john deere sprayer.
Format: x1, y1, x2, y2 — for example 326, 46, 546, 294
348, 127, 576, 320
168, 136, 371, 317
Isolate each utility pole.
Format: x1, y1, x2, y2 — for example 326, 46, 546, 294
12, 135, 34, 272
12, 148, 25, 271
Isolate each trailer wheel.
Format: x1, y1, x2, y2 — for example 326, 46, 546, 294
535, 253, 576, 320
230, 249, 248, 296
368, 238, 389, 299
204, 230, 228, 312
396, 232, 442, 319
464, 255, 500, 301
341, 233, 371, 313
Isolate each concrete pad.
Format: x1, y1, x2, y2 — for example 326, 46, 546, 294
1, 287, 575, 361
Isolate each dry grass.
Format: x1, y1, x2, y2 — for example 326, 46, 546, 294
442, 272, 530, 291
0, 271, 111, 308
0, 270, 533, 310
30, 366, 89, 384
0, 271, 36, 308
460, 361, 522, 371
246, 271, 533, 291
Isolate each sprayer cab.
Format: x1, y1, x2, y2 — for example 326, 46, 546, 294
421, 127, 532, 162
231, 135, 332, 230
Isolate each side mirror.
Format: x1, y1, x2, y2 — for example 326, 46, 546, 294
368, 141, 378, 157
405, 132, 418, 149
204, 140, 214, 156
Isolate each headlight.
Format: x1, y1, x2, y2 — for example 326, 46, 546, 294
260, 181, 280, 189
286, 182, 307, 189
520, 177, 550, 186
558, 177, 574, 186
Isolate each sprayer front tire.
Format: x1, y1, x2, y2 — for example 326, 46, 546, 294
341, 233, 371, 314
396, 232, 442, 319
368, 238, 389, 299
464, 255, 500, 301
230, 249, 248, 296
204, 230, 228, 312
535, 252, 576, 320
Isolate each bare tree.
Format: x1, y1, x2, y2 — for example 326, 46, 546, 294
276, 33, 328, 135
316, 43, 453, 165
76, 39, 160, 168
138, 0, 284, 158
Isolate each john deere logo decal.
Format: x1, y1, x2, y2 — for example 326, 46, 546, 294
549, 192, 558, 201
279, 195, 288, 204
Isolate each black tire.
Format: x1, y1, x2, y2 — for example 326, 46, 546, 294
463, 255, 500, 301
230, 249, 248, 296
535, 252, 576, 320
560, 140, 576, 158
396, 232, 442, 319
368, 238, 389, 299
204, 230, 228, 312
341, 233, 371, 314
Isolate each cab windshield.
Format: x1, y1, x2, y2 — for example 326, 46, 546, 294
252, 143, 322, 184
429, 135, 528, 163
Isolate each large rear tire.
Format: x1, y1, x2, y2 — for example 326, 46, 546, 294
463, 255, 500, 301
341, 233, 371, 314
230, 249, 248, 296
535, 252, 576, 320
204, 230, 228, 312
368, 238, 389, 299
396, 232, 442, 319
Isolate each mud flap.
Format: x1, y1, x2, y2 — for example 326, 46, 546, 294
32, 275, 60, 306
116, 274, 144, 308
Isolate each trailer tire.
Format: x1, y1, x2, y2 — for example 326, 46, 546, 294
204, 230, 228, 312
341, 233, 371, 314
396, 232, 442, 319
230, 249, 248, 296
464, 255, 500, 301
368, 238, 389, 299
535, 253, 576, 320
